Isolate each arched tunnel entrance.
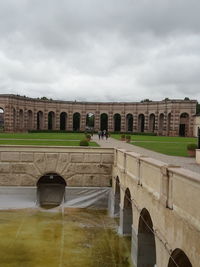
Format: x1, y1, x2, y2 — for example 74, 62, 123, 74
37, 173, 66, 208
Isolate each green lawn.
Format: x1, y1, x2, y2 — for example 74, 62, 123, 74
0, 132, 86, 140
111, 134, 198, 157
0, 132, 98, 146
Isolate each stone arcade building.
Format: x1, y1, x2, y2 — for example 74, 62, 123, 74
0, 94, 197, 136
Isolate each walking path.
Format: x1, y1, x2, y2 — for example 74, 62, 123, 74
93, 135, 200, 174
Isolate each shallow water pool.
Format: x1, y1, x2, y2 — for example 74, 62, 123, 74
0, 208, 132, 267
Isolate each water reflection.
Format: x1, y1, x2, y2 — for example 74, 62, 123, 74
0, 208, 132, 267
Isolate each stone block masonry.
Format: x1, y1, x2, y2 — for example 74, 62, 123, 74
0, 146, 114, 187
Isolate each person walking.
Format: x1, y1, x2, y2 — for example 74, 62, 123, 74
98, 130, 101, 140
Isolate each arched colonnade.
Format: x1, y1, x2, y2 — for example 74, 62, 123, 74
112, 175, 193, 267
5, 107, 191, 136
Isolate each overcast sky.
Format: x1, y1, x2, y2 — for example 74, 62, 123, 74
0, 0, 200, 102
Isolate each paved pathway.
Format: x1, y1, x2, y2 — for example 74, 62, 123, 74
92, 135, 200, 174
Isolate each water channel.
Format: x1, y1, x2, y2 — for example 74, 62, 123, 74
0, 207, 133, 267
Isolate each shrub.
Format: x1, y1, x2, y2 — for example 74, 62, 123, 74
79, 139, 89, 146
187, 143, 197, 150
121, 134, 125, 139
85, 134, 91, 140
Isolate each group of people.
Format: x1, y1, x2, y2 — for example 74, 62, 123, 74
98, 129, 109, 140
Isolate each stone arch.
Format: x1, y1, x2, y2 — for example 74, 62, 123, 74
168, 248, 192, 267
19, 109, 24, 130
138, 114, 145, 133
137, 208, 156, 267
149, 113, 155, 133
0, 107, 4, 131
126, 113, 133, 132
86, 112, 95, 129
100, 113, 108, 131
37, 173, 66, 208
114, 176, 120, 217
179, 112, 189, 137
167, 113, 171, 136
27, 110, 33, 130
121, 188, 132, 235
73, 112, 81, 131
48, 111, 55, 130
159, 113, 164, 135
60, 112, 67, 130
114, 113, 121, 132
37, 111, 44, 130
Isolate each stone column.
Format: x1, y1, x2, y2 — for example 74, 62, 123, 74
121, 112, 126, 132
133, 113, 138, 132
44, 109, 48, 130
144, 112, 149, 132
67, 111, 73, 131
94, 112, 100, 131
55, 110, 60, 130
108, 112, 113, 132
24, 108, 28, 131
80, 111, 86, 131
118, 204, 132, 236
131, 225, 138, 267
33, 109, 37, 130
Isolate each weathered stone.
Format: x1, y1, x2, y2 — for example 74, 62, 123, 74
84, 154, 101, 163
56, 153, 70, 173
45, 153, 59, 172
20, 174, 37, 186
70, 154, 84, 163
101, 154, 114, 164
34, 153, 46, 173
20, 153, 34, 162
11, 163, 28, 173
67, 174, 83, 186
0, 174, 21, 186
0, 163, 10, 173
1, 152, 20, 162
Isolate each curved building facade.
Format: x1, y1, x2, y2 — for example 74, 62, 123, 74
0, 94, 197, 136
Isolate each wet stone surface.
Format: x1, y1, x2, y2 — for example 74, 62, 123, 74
0, 208, 133, 267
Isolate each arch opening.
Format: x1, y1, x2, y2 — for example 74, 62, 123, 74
27, 110, 33, 130
159, 113, 164, 135
149, 114, 155, 133
126, 114, 133, 132
122, 188, 132, 235
138, 114, 145, 133
19, 109, 24, 130
100, 113, 108, 131
114, 177, 120, 217
37, 173, 66, 208
60, 112, 67, 130
37, 111, 44, 130
137, 208, 156, 267
73, 112, 80, 131
114, 113, 121, 132
179, 113, 189, 137
86, 112, 94, 130
168, 249, 192, 267
48, 111, 55, 130
0, 108, 4, 131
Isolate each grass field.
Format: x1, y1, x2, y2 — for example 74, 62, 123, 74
111, 134, 198, 157
0, 133, 98, 147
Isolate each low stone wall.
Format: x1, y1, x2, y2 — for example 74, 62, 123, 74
0, 146, 114, 187
196, 149, 200, 164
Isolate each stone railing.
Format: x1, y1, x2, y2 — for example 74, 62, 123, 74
114, 148, 200, 230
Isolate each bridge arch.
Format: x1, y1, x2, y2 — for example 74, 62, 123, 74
168, 248, 192, 267
0, 107, 4, 131
121, 188, 132, 236
37, 173, 66, 208
113, 176, 120, 217
137, 208, 156, 267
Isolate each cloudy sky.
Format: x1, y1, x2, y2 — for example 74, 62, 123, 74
0, 0, 200, 102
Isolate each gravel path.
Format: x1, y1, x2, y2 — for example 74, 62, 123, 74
92, 135, 200, 174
